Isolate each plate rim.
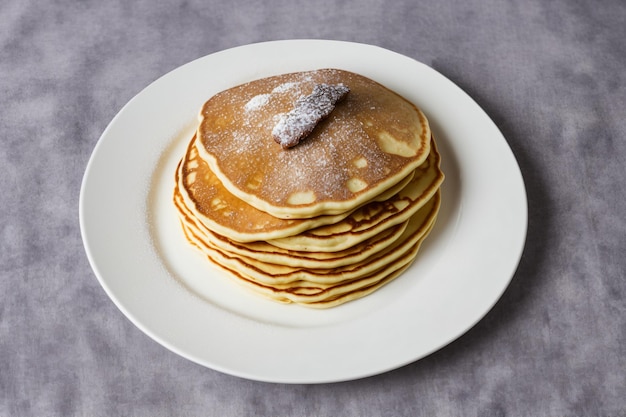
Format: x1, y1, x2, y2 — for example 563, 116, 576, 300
79, 39, 528, 383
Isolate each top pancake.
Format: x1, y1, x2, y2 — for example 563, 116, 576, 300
197, 69, 431, 219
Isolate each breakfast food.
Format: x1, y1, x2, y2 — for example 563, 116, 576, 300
173, 69, 444, 308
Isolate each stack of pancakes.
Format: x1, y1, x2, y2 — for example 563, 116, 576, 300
173, 69, 444, 308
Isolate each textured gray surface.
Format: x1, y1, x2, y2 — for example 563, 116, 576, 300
2, 0, 625, 415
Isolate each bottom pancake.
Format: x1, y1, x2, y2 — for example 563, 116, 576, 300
177, 191, 440, 308
187, 223, 433, 309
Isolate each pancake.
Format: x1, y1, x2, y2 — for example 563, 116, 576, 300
176, 195, 408, 269
176, 135, 415, 243
180, 192, 439, 287
189, 217, 437, 308
173, 68, 444, 308
196, 68, 431, 219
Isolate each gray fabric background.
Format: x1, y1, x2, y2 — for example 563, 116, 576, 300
1, 0, 625, 415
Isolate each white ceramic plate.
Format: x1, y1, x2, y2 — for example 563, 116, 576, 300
80, 40, 527, 383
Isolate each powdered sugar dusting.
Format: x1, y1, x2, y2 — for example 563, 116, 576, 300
244, 93, 271, 112
272, 82, 299, 94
